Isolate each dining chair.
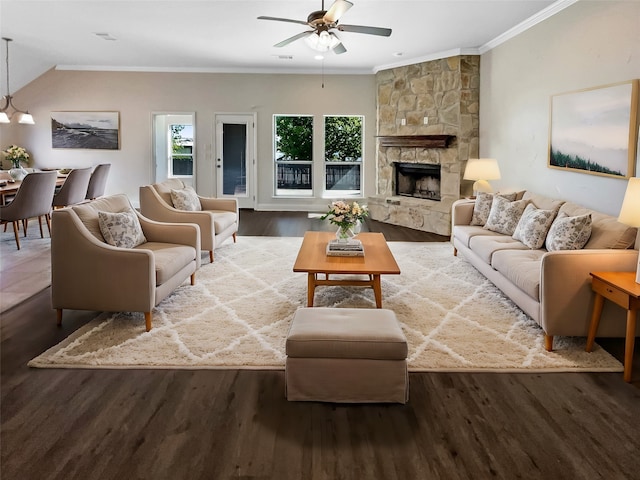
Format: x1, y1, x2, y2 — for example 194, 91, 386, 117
52, 167, 92, 209
85, 163, 111, 200
0, 171, 57, 249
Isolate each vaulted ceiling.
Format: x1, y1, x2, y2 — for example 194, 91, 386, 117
1, 0, 570, 92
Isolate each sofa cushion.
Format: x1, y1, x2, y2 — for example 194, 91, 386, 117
98, 209, 147, 249
470, 192, 517, 226
512, 203, 558, 249
171, 186, 202, 211
545, 212, 592, 251
153, 179, 186, 207
72, 194, 134, 242
559, 201, 637, 249
468, 235, 529, 265
484, 196, 529, 235
521, 191, 565, 211
452, 225, 503, 248
134, 242, 196, 285
491, 249, 545, 301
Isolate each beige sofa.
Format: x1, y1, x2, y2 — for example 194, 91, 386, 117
451, 191, 639, 351
51, 194, 201, 331
139, 179, 238, 263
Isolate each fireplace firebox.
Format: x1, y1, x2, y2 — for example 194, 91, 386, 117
394, 162, 441, 200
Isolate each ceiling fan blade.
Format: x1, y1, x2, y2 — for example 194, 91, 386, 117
274, 31, 314, 48
333, 42, 347, 55
323, 0, 353, 23
257, 16, 308, 26
338, 24, 392, 37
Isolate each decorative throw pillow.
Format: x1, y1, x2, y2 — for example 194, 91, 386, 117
512, 204, 558, 249
484, 196, 528, 236
98, 209, 147, 249
170, 186, 201, 211
470, 192, 518, 226
545, 212, 592, 251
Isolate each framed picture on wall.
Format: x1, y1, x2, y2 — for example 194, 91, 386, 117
51, 111, 120, 150
548, 80, 638, 179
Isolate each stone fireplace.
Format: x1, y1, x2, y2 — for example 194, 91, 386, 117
368, 55, 480, 236
394, 162, 441, 200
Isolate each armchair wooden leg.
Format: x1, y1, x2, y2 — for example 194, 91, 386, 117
145, 312, 152, 332
38, 216, 44, 238
45, 213, 52, 235
233, 232, 237, 243
22, 218, 28, 236
12, 221, 20, 250
209, 251, 214, 263
453, 247, 457, 256
191, 273, 196, 285
56, 309, 63, 326
544, 334, 554, 352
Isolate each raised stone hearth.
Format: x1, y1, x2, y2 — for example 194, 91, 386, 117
370, 55, 480, 236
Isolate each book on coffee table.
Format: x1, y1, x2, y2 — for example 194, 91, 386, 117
326, 239, 365, 256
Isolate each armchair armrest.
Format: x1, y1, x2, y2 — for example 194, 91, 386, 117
199, 196, 238, 215
137, 214, 201, 268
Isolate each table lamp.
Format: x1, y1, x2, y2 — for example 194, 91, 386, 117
618, 177, 640, 283
463, 158, 501, 196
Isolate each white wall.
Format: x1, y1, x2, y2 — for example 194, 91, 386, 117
480, 0, 640, 216
0, 70, 376, 209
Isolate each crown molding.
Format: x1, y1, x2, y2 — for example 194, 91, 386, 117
54, 65, 375, 75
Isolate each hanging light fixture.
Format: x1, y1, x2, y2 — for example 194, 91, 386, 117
0, 38, 34, 125
305, 29, 341, 52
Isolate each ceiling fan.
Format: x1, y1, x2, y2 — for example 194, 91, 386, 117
258, 0, 392, 55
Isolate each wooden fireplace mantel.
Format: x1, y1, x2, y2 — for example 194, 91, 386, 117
377, 135, 455, 148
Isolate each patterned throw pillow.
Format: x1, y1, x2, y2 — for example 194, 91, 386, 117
470, 192, 518, 226
512, 204, 558, 249
545, 212, 592, 251
98, 209, 147, 249
484, 196, 528, 235
170, 186, 202, 211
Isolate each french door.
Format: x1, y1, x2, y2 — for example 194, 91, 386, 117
215, 114, 256, 209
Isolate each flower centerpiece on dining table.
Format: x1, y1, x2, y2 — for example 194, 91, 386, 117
320, 200, 369, 242
3, 145, 30, 181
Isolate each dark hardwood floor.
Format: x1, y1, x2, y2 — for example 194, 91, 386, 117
2, 211, 639, 480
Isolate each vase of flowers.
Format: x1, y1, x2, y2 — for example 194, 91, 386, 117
320, 200, 369, 242
4, 145, 30, 181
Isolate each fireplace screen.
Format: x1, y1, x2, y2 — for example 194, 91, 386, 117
394, 162, 441, 200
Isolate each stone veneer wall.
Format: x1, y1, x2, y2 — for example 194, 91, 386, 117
370, 55, 480, 236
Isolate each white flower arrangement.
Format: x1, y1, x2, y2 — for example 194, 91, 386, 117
320, 200, 369, 229
4, 145, 30, 168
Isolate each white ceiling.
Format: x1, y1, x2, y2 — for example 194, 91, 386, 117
1, 0, 570, 93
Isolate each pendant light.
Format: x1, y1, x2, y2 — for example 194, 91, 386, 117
0, 38, 34, 125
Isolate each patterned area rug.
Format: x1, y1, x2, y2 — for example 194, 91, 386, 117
29, 237, 622, 372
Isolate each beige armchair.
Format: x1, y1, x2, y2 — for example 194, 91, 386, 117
139, 179, 238, 263
51, 194, 201, 331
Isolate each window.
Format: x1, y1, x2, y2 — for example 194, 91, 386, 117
169, 124, 194, 177
274, 115, 313, 196
324, 115, 363, 197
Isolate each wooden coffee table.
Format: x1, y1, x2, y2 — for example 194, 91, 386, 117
293, 231, 401, 308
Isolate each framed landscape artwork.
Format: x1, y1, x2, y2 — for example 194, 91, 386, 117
548, 80, 638, 179
51, 111, 120, 150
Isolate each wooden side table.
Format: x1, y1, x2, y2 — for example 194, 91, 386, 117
586, 271, 640, 382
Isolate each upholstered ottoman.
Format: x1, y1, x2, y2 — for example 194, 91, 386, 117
285, 307, 409, 404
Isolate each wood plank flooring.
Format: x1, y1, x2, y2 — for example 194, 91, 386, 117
2, 211, 639, 480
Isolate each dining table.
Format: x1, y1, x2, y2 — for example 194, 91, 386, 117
0, 173, 67, 205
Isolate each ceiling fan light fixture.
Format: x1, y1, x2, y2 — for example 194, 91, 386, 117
305, 30, 340, 52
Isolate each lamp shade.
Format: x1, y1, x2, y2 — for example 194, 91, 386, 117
618, 177, 640, 227
618, 177, 640, 283
463, 158, 501, 194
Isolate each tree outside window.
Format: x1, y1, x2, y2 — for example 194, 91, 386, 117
170, 124, 193, 176
274, 115, 313, 196
324, 115, 363, 196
